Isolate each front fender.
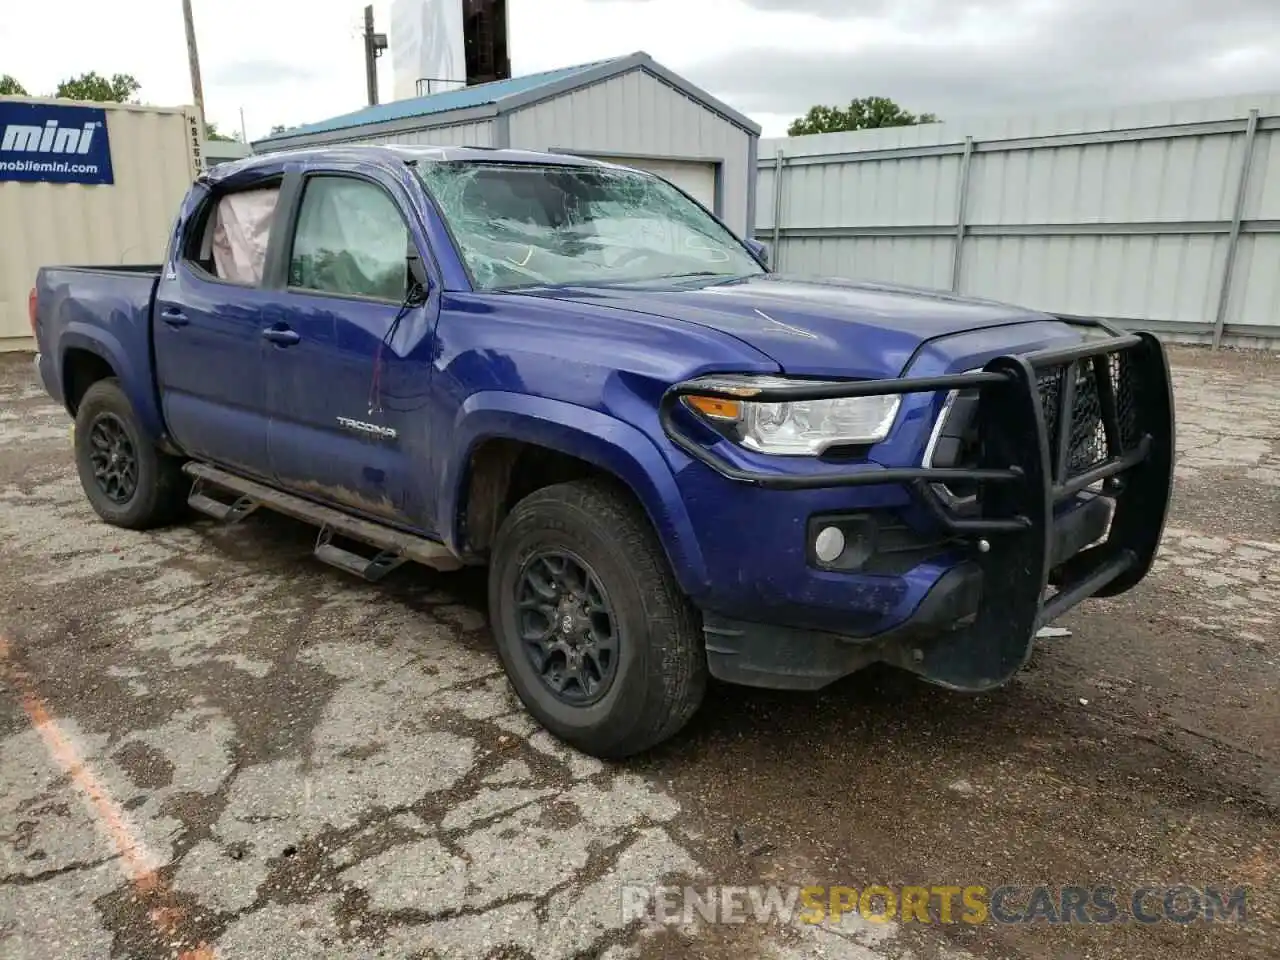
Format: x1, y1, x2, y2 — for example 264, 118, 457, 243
441, 392, 710, 600
59, 324, 166, 442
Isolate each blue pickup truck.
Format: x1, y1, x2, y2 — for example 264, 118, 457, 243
31, 145, 1174, 757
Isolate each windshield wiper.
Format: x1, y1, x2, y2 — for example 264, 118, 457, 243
661, 271, 753, 286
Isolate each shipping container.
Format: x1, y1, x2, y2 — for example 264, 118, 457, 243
0, 97, 201, 351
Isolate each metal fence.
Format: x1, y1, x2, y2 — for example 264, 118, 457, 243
755, 94, 1280, 347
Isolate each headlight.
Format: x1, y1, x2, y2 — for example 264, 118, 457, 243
681, 375, 901, 455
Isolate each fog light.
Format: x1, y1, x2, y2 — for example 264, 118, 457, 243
814, 525, 846, 564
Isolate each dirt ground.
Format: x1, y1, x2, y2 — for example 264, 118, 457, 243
0, 344, 1276, 960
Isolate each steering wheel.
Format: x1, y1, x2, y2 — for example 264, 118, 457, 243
495, 253, 546, 284
610, 248, 655, 271
468, 237, 547, 284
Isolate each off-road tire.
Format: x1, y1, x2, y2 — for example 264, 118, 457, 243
489, 479, 706, 758
74, 378, 186, 530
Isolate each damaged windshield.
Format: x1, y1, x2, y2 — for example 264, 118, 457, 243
415, 160, 764, 291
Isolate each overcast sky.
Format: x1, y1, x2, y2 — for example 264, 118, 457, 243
4, 0, 1279, 141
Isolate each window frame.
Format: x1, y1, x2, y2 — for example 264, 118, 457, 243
278, 171, 425, 307
179, 176, 285, 289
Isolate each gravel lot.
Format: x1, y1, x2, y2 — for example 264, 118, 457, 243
0, 345, 1276, 960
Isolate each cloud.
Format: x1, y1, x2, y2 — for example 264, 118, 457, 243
6, 0, 1277, 143
682, 0, 1280, 121
209, 59, 321, 88
730, 0, 1024, 21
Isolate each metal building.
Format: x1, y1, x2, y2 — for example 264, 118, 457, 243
252, 52, 761, 238
203, 137, 252, 168
757, 93, 1280, 348
0, 98, 201, 351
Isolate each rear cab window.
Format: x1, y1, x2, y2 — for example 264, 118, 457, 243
182, 182, 282, 286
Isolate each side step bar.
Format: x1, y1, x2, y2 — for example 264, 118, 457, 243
313, 526, 408, 583
183, 462, 463, 577
189, 479, 259, 524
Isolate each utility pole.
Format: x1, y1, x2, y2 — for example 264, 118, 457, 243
182, 0, 206, 131
363, 5, 388, 106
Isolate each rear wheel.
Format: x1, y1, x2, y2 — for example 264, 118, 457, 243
488, 479, 706, 758
74, 378, 186, 529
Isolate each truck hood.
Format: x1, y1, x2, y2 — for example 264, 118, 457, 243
518, 274, 1062, 377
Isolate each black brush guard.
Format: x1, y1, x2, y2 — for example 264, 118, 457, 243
659, 326, 1175, 691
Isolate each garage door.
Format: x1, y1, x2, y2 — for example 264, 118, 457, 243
592, 157, 718, 211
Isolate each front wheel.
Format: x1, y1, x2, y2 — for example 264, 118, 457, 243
73, 378, 186, 530
488, 479, 706, 758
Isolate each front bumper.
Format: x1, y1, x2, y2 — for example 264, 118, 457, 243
660, 322, 1175, 692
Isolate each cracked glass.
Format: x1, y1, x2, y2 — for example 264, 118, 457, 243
415, 160, 763, 291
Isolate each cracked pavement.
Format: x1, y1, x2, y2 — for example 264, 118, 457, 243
0, 346, 1276, 959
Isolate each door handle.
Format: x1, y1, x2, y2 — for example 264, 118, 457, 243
262, 326, 301, 347
160, 308, 189, 327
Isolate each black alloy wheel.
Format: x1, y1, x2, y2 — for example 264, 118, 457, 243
487, 479, 707, 758
515, 550, 619, 705
73, 378, 187, 530
87, 412, 138, 504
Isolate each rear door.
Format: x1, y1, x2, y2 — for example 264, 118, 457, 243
263, 168, 442, 531
153, 179, 283, 477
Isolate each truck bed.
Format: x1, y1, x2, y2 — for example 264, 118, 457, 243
33, 264, 166, 441
51, 264, 163, 275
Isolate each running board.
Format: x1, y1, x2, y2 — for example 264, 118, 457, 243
182, 462, 463, 574
314, 526, 408, 582
189, 478, 259, 523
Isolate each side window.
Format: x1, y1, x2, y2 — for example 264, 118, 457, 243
183, 184, 281, 285
289, 177, 411, 301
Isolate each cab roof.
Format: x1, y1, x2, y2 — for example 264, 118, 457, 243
201, 144, 615, 187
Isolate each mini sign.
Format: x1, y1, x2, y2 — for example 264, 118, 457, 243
0, 101, 114, 185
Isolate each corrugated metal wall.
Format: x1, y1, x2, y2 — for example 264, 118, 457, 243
758, 94, 1280, 345
0, 100, 199, 350
508, 70, 754, 237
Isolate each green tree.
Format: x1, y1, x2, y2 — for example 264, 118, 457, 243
268, 124, 289, 135
787, 96, 939, 137
54, 71, 141, 103
205, 121, 237, 142
0, 74, 28, 96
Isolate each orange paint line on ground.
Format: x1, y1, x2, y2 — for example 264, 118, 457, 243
0, 634, 216, 960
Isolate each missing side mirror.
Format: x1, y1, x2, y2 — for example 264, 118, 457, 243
407, 250, 431, 303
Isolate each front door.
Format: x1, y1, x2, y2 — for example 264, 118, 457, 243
264, 171, 441, 531
153, 182, 283, 478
